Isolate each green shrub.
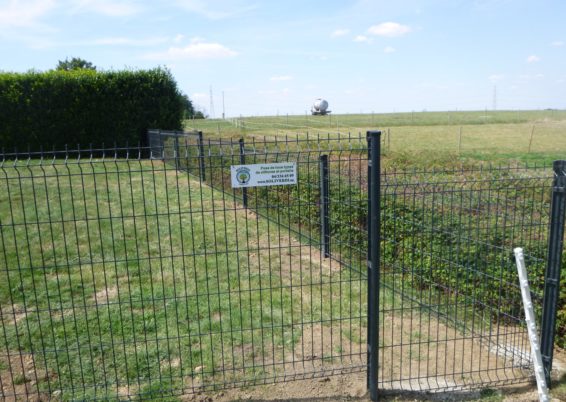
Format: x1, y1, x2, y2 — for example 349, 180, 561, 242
175, 144, 566, 347
0, 68, 183, 150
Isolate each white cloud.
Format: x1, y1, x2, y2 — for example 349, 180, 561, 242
353, 35, 372, 43
258, 88, 290, 96
331, 28, 349, 38
91, 36, 168, 46
383, 46, 395, 53
488, 74, 504, 83
0, 0, 56, 29
174, 0, 257, 20
551, 40, 564, 47
174, 34, 185, 43
270, 75, 292, 81
70, 0, 142, 16
517, 73, 544, 82
368, 22, 411, 37
144, 38, 238, 60
527, 55, 540, 63
417, 82, 448, 90
192, 92, 208, 102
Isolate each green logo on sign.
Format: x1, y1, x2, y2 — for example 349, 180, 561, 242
236, 167, 251, 185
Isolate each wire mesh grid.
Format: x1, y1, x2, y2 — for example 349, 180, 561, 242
0, 136, 369, 400
378, 165, 553, 391
0, 131, 559, 400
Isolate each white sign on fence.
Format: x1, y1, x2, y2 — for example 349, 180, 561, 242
231, 162, 297, 188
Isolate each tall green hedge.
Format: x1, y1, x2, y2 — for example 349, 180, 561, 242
0, 68, 183, 151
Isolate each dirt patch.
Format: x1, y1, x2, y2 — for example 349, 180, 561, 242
378, 312, 528, 391
117, 384, 139, 400
91, 285, 118, 305
1, 305, 27, 325
209, 323, 367, 402
192, 316, 566, 402
0, 353, 50, 401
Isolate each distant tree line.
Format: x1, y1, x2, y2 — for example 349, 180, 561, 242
56, 57, 97, 71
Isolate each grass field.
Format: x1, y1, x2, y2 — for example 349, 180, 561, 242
0, 158, 367, 400
1, 109, 565, 400
185, 109, 566, 165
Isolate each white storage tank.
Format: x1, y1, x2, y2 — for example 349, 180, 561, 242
311, 98, 331, 115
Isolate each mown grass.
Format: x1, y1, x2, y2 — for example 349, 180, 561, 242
2, 108, 564, 399
0, 159, 367, 400
184, 109, 566, 165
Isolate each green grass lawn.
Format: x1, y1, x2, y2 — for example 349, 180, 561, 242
184, 109, 566, 165
2, 108, 564, 400
0, 159, 366, 400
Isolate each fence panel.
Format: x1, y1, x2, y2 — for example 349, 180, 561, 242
0, 138, 369, 400
0, 131, 561, 400
378, 164, 553, 391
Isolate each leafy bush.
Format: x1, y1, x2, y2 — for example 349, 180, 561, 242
174, 141, 566, 347
0, 68, 183, 150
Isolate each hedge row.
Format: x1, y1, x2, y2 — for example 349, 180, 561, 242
0, 68, 183, 151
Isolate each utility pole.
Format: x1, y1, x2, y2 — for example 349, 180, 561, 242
222, 91, 225, 119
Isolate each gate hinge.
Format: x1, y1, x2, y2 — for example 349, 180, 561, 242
367, 260, 372, 270
368, 160, 372, 167
545, 278, 558, 286
553, 186, 566, 193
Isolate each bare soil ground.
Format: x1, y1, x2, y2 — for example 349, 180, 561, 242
0, 353, 50, 402
182, 315, 566, 402
186, 352, 566, 402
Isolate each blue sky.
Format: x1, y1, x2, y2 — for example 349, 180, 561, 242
1, 0, 565, 116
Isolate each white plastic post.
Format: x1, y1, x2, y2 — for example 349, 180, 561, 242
514, 247, 550, 402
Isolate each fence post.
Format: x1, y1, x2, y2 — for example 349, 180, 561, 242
366, 130, 381, 401
239, 138, 248, 209
174, 132, 180, 170
319, 154, 330, 258
159, 129, 165, 161
540, 159, 566, 387
197, 131, 206, 182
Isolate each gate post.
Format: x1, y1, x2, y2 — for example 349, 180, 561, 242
239, 138, 248, 209
540, 160, 566, 386
197, 131, 206, 182
367, 130, 381, 401
319, 154, 330, 258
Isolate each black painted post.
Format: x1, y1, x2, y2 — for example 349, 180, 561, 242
239, 138, 248, 209
367, 130, 381, 401
540, 160, 566, 387
159, 129, 165, 161
174, 133, 180, 170
319, 154, 330, 258
197, 131, 206, 182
